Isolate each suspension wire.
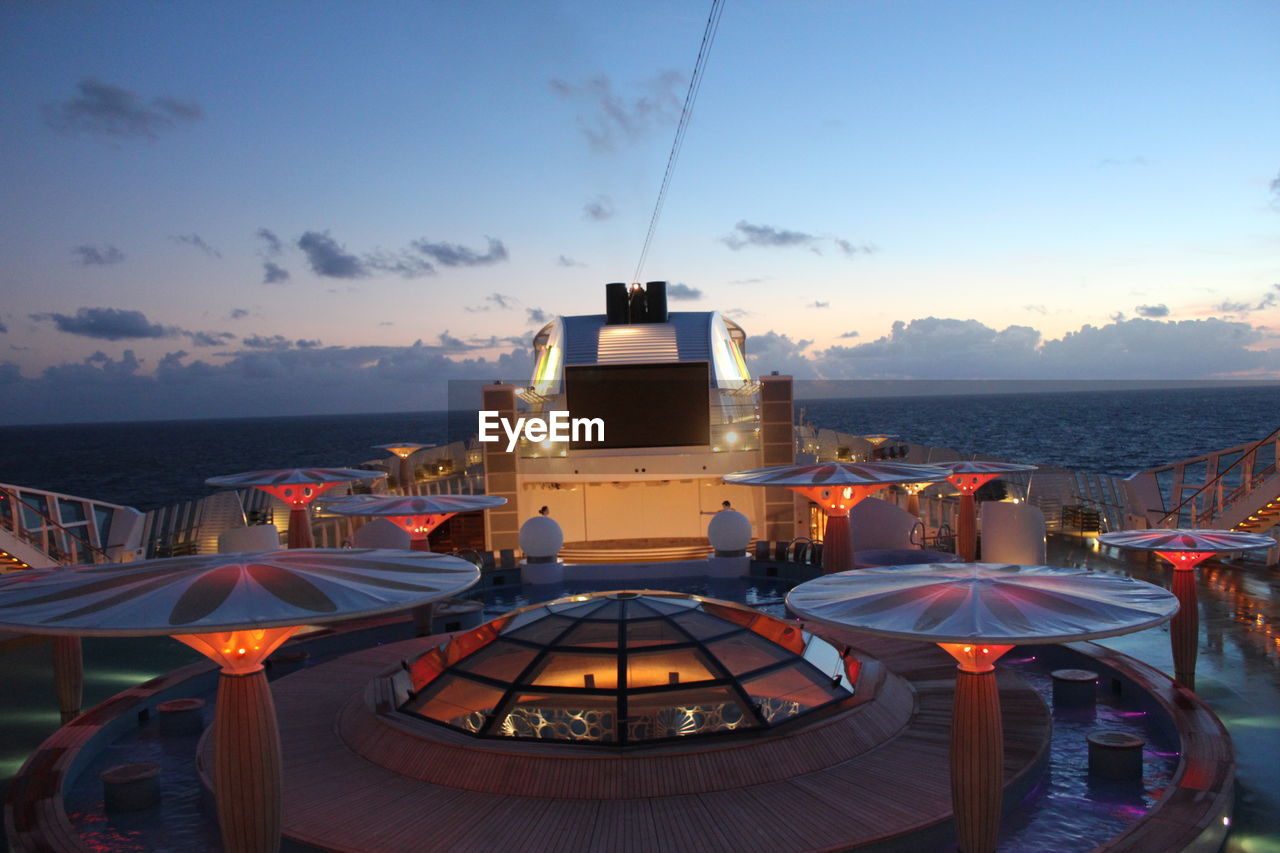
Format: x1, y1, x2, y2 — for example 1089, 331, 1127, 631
632, 0, 726, 284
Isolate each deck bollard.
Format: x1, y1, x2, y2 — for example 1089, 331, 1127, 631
1087, 731, 1146, 781
1051, 668, 1098, 711
101, 762, 161, 811
157, 697, 206, 736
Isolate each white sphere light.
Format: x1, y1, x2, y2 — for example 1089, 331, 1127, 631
708, 509, 752, 554
519, 515, 564, 559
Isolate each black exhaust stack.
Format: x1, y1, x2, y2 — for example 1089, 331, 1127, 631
605, 282, 628, 325
645, 281, 668, 323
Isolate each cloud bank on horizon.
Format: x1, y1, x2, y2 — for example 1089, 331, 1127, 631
3, 310, 1278, 424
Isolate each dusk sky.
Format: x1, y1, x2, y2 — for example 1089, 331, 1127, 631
3, 1, 1279, 424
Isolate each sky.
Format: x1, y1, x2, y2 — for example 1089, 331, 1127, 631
2, 1, 1279, 424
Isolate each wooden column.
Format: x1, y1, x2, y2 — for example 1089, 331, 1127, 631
52, 635, 83, 724
822, 513, 853, 574
285, 507, 313, 549
958, 493, 977, 562
1170, 569, 1199, 690
951, 668, 1003, 853
758, 374, 796, 541
481, 384, 520, 551
214, 670, 282, 853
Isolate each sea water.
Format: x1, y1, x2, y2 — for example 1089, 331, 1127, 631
1, 385, 1276, 511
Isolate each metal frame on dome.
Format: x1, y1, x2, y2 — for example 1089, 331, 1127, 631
398, 590, 858, 747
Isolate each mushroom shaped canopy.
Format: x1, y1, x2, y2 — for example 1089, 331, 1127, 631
724, 461, 949, 488
1098, 529, 1276, 554
787, 563, 1177, 646
205, 468, 386, 488
0, 550, 480, 636
933, 461, 1038, 476
321, 493, 506, 517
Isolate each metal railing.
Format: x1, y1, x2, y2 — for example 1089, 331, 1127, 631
1154, 425, 1280, 529
0, 486, 115, 565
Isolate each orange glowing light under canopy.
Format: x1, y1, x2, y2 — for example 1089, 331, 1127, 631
937, 642, 1015, 673
173, 626, 301, 674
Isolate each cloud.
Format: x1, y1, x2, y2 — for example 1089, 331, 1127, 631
1214, 291, 1276, 316
743, 331, 819, 378
728, 277, 768, 285
556, 255, 585, 267
1023, 304, 1048, 315
297, 231, 368, 278
834, 238, 876, 256
583, 196, 615, 221
0, 320, 7, 334
722, 221, 815, 250
256, 228, 283, 255
262, 261, 290, 284
377, 321, 394, 327
170, 233, 221, 258
838, 330, 859, 338
184, 330, 236, 347
1135, 304, 1170, 318
722, 308, 754, 319
527, 308, 551, 325
808, 301, 829, 309
1268, 171, 1279, 197
465, 293, 517, 313
32, 307, 173, 340
411, 237, 508, 267
666, 283, 702, 301
72, 244, 125, 266
229, 308, 250, 320
550, 72, 683, 152
44, 79, 203, 139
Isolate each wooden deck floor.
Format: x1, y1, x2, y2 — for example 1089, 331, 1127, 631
259, 635, 1050, 852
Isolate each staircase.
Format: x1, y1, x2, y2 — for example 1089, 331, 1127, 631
0, 547, 32, 573
1237, 492, 1280, 534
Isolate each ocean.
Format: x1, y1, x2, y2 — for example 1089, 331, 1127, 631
0, 385, 1276, 511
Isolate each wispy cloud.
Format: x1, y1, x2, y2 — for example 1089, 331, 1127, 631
1214, 290, 1276, 316
1023, 304, 1048, 315
32, 307, 173, 340
808, 301, 830, 309
297, 231, 368, 279
44, 79, 203, 139
528, 308, 550, 325
465, 293, 517, 312
838, 330, 859, 338
412, 237, 507, 267
256, 228, 283, 255
1135, 304, 1170, 318
583, 196, 615, 221
722, 221, 815, 250
550, 72, 683, 152
722, 221, 870, 257
667, 282, 702, 301
262, 261, 290, 284
72, 244, 126, 266
834, 238, 876, 256
229, 308, 250, 320
184, 330, 236, 347
170, 233, 221, 258
556, 255, 586, 267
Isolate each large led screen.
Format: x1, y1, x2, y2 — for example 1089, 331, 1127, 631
565, 362, 710, 449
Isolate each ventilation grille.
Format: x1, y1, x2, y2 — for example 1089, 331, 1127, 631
595, 325, 679, 364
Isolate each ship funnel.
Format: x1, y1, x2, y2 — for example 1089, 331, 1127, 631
605, 282, 628, 324
645, 281, 668, 323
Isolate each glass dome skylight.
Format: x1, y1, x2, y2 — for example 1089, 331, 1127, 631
399, 591, 856, 746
